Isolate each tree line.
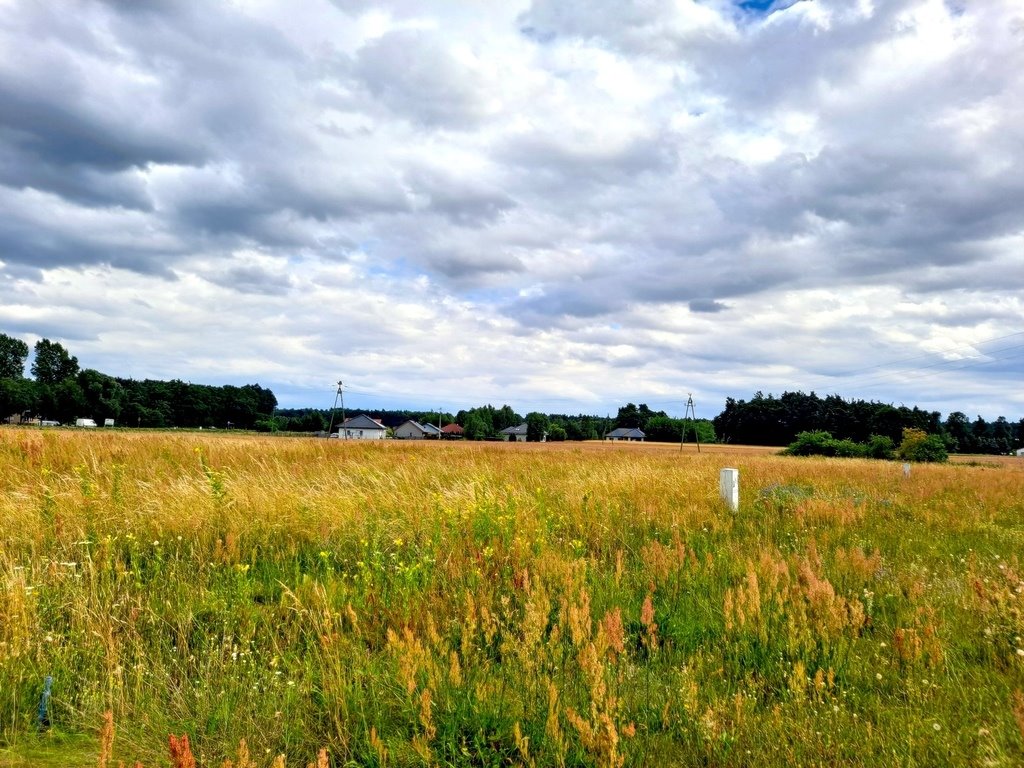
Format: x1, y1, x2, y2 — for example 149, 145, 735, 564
272, 401, 717, 443
0, 335, 276, 429
714, 391, 1023, 454
3, 333, 1021, 452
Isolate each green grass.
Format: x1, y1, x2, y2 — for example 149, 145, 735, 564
0, 733, 96, 768
1, 431, 1023, 766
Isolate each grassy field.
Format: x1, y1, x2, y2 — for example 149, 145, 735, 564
1, 428, 1023, 766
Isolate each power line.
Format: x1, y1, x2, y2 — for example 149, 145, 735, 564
828, 330, 1024, 380
848, 346, 1024, 391
821, 343, 1024, 394
307, 330, 1024, 417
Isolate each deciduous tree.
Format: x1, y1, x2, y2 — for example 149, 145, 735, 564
0, 333, 29, 379
31, 339, 79, 385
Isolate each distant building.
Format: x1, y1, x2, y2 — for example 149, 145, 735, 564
334, 414, 387, 440
607, 427, 645, 442
394, 420, 444, 439
1016, 447, 1024, 457
441, 423, 464, 438
395, 420, 430, 439
500, 424, 528, 442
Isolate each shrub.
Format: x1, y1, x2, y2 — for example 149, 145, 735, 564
783, 431, 837, 456
831, 439, 867, 458
784, 431, 866, 458
865, 434, 896, 460
897, 428, 948, 463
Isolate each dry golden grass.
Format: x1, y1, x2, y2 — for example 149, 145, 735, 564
1, 427, 1023, 766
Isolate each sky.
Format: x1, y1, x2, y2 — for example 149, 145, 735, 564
1, 0, 1022, 420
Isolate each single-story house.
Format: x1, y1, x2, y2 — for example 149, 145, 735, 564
441, 423, 464, 438
334, 414, 387, 440
607, 427, 645, 442
500, 424, 529, 442
1016, 447, 1024, 457
394, 420, 431, 439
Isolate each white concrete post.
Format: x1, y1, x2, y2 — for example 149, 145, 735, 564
720, 467, 739, 512
902, 463, 911, 478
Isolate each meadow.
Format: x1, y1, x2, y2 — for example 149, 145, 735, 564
1, 428, 1022, 767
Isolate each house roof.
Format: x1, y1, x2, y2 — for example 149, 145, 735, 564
441, 423, 464, 434
396, 419, 427, 432
341, 414, 387, 430
500, 424, 528, 435
607, 427, 645, 439
422, 423, 442, 435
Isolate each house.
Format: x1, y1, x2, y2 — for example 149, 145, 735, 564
394, 420, 431, 439
500, 424, 529, 442
441, 423, 464, 438
422, 423, 442, 438
334, 414, 387, 440
607, 427, 645, 442
1016, 447, 1024, 457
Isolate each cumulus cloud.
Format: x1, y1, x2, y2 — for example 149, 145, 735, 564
0, 0, 1021, 417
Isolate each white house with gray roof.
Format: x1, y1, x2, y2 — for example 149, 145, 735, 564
333, 414, 387, 440
606, 427, 645, 442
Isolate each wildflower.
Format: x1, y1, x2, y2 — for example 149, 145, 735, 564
933, 722, 941, 731
876, 673, 883, 680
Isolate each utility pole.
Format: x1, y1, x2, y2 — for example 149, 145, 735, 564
681, 393, 701, 453
340, 383, 346, 439
327, 380, 344, 438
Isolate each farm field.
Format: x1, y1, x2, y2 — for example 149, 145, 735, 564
1, 429, 1023, 766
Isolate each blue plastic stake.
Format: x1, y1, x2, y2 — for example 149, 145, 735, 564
37, 675, 52, 730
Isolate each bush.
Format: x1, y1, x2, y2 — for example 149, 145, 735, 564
783, 431, 836, 456
831, 439, 867, 458
865, 434, 896, 460
897, 428, 948, 463
783, 431, 866, 458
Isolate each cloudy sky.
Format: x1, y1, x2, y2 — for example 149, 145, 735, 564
1, 0, 1022, 419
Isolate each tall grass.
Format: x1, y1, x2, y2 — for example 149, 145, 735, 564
1, 429, 1023, 765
